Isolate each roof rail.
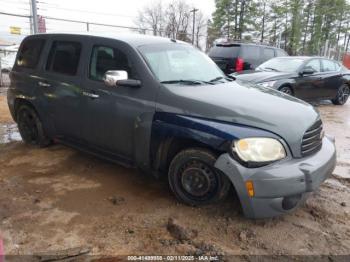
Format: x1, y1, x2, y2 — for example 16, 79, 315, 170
215, 39, 278, 48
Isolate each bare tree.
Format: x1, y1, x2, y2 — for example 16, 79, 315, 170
165, 0, 191, 41
135, 0, 207, 46
194, 11, 207, 49
135, 1, 165, 36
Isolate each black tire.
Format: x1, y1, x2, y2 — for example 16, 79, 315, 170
332, 84, 350, 105
278, 86, 293, 96
16, 104, 51, 147
168, 148, 231, 206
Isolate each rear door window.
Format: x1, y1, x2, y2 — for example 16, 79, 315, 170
208, 45, 240, 58
16, 38, 45, 69
262, 48, 275, 60
46, 41, 82, 76
321, 59, 337, 72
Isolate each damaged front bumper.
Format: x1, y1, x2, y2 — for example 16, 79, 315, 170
215, 136, 336, 219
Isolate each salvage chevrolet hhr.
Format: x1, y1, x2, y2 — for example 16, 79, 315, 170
8, 34, 336, 219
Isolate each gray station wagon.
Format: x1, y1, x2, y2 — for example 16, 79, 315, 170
7, 33, 336, 219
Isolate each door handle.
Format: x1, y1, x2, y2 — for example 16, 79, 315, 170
38, 81, 51, 87
82, 91, 99, 99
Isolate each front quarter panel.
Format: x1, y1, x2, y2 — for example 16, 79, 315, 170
152, 112, 279, 148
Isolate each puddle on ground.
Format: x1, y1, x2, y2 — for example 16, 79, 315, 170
0, 123, 21, 144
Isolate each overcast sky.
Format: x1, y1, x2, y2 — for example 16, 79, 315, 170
0, 0, 215, 43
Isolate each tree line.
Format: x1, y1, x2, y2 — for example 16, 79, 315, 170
209, 0, 350, 56
135, 0, 350, 56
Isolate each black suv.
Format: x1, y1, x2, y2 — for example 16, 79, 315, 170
208, 42, 288, 74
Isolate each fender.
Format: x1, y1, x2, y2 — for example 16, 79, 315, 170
150, 112, 279, 173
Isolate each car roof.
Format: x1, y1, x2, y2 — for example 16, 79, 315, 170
271, 56, 334, 60
22, 33, 188, 48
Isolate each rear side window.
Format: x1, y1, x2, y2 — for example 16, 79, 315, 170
321, 59, 337, 72
89, 45, 134, 81
240, 46, 260, 60
46, 41, 81, 76
263, 48, 275, 60
208, 45, 240, 58
16, 38, 45, 69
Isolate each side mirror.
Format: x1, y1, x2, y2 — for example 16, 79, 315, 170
103, 70, 128, 87
300, 68, 314, 75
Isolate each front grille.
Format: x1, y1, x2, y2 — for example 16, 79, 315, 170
301, 119, 323, 157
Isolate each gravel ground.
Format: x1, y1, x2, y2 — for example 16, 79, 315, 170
0, 91, 349, 260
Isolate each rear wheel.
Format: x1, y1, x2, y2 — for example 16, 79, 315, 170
332, 84, 349, 105
278, 86, 293, 96
17, 104, 51, 147
168, 148, 231, 206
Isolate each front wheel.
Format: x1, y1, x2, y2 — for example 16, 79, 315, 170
168, 148, 231, 206
278, 86, 293, 96
17, 104, 51, 147
332, 84, 350, 105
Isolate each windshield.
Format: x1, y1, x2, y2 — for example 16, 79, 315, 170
257, 57, 304, 72
138, 43, 226, 84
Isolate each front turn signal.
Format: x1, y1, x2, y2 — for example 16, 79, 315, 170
245, 180, 255, 197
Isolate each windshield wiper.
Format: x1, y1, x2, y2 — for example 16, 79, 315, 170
261, 67, 280, 72
160, 79, 211, 85
209, 76, 234, 83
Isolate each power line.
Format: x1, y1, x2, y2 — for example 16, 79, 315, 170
0, 11, 30, 18
0, 11, 208, 38
37, 2, 135, 19
0, 0, 29, 5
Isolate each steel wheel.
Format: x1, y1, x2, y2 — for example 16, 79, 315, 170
18, 108, 39, 144
16, 104, 51, 146
179, 159, 218, 199
168, 148, 231, 206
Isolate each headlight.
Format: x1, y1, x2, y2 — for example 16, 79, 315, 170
233, 138, 286, 163
257, 80, 276, 88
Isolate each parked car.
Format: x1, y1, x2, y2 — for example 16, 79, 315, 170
208, 42, 288, 75
234, 56, 350, 105
8, 34, 336, 219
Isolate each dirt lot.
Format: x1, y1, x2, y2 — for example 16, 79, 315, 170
0, 88, 350, 259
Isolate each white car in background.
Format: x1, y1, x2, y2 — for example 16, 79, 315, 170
1, 52, 17, 72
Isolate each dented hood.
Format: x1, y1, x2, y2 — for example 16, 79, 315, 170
156, 80, 320, 157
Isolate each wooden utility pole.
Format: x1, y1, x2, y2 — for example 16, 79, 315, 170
190, 8, 199, 45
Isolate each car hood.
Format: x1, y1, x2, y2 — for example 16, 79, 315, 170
234, 70, 297, 83
156, 80, 319, 157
